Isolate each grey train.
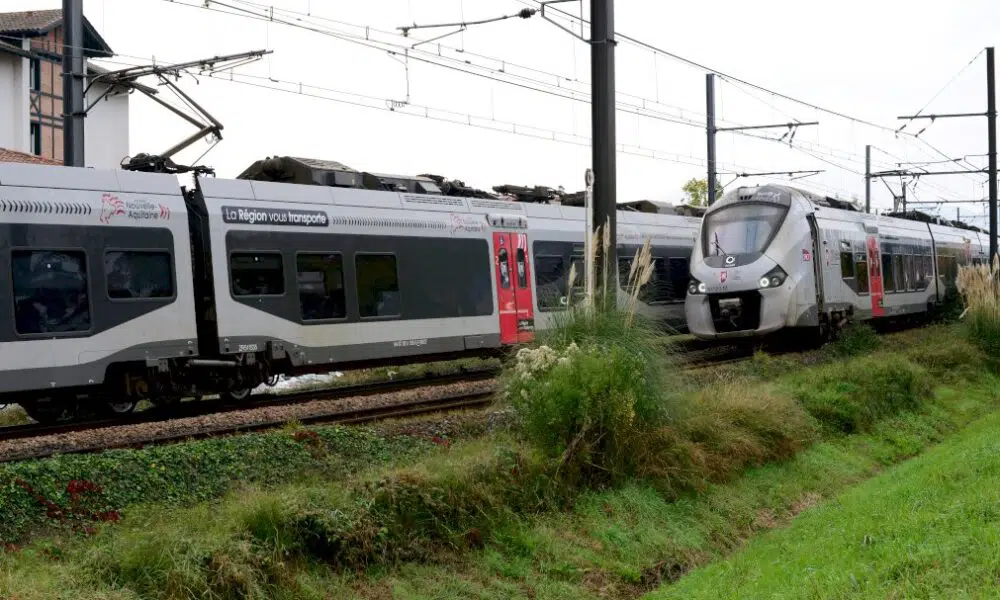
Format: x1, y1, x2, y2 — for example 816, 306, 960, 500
0, 159, 699, 423
686, 184, 989, 340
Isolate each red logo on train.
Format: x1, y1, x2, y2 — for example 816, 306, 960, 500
720, 270, 728, 284
99, 193, 125, 224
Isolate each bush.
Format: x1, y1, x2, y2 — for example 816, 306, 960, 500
958, 261, 1000, 358
826, 323, 881, 358
789, 355, 932, 433
504, 307, 679, 484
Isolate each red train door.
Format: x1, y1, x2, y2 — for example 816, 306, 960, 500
866, 234, 885, 317
493, 232, 535, 345
512, 233, 535, 343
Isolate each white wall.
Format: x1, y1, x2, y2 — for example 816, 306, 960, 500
0, 48, 30, 153
84, 80, 130, 170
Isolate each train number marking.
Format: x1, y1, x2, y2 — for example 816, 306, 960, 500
393, 339, 428, 348
238, 344, 260, 352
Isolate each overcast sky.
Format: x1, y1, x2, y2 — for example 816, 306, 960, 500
9, 0, 1000, 222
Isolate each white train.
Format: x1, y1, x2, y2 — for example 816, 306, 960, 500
0, 159, 699, 422
686, 184, 988, 340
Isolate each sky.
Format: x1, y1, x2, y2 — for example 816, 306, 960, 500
7, 0, 1000, 223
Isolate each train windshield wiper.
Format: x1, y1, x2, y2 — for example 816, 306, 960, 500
712, 233, 730, 257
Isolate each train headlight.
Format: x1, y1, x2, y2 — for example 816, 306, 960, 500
758, 266, 788, 289
688, 279, 706, 295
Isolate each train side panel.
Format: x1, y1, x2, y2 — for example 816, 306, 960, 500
0, 163, 198, 400
198, 178, 501, 375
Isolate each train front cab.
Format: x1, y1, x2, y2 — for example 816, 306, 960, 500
685, 186, 817, 340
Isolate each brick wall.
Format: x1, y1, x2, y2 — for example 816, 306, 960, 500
30, 28, 63, 163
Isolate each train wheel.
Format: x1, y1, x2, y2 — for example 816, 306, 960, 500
20, 398, 70, 424
221, 387, 252, 402
103, 400, 138, 416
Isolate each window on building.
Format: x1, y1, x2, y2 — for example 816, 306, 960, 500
855, 254, 869, 294
356, 254, 400, 318
296, 253, 346, 321
230, 252, 284, 296
29, 122, 41, 156
882, 253, 895, 292
105, 251, 173, 299
29, 59, 40, 92
12, 249, 90, 334
840, 251, 854, 279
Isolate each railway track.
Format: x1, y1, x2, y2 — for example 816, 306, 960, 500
0, 366, 499, 445
0, 345, 773, 463
0, 385, 497, 463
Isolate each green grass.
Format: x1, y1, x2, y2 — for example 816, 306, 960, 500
0, 325, 994, 599
652, 401, 1000, 599
0, 423, 434, 546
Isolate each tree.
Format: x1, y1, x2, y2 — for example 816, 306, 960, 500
681, 177, 723, 207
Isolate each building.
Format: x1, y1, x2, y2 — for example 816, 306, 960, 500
0, 9, 148, 169
0, 146, 61, 165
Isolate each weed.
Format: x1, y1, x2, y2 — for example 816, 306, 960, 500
788, 354, 932, 433
957, 259, 1000, 358
826, 322, 881, 357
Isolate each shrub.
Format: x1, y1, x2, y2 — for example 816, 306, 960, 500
505, 338, 670, 483
826, 323, 881, 358
789, 355, 932, 433
957, 261, 1000, 358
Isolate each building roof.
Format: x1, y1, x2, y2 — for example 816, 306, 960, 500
0, 9, 113, 58
0, 148, 62, 165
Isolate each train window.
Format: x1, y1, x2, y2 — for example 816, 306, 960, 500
667, 258, 690, 303
569, 255, 586, 301
12, 250, 91, 335
618, 257, 634, 289
515, 248, 528, 289
882, 253, 895, 293
296, 254, 346, 321
855, 254, 869, 294
231, 252, 285, 296
924, 255, 934, 284
497, 248, 511, 289
892, 255, 904, 292
534, 255, 566, 309
356, 254, 400, 318
105, 251, 173, 299
906, 255, 917, 291
840, 252, 854, 279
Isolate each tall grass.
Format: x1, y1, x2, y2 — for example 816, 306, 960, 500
957, 257, 1000, 358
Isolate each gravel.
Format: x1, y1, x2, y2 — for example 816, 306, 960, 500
0, 380, 496, 463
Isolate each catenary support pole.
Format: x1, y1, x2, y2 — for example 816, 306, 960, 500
865, 144, 871, 213
62, 0, 85, 167
987, 46, 997, 263
706, 73, 717, 206
590, 0, 616, 304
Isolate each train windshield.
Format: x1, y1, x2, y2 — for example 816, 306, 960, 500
702, 203, 787, 257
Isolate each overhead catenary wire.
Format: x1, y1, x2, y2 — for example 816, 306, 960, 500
158, 0, 977, 202
92, 55, 764, 174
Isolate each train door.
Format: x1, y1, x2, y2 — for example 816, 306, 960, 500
492, 232, 535, 344
865, 232, 885, 317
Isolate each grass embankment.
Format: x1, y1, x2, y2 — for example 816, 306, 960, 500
0, 424, 437, 546
0, 319, 992, 599
655, 400, 1000, 599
